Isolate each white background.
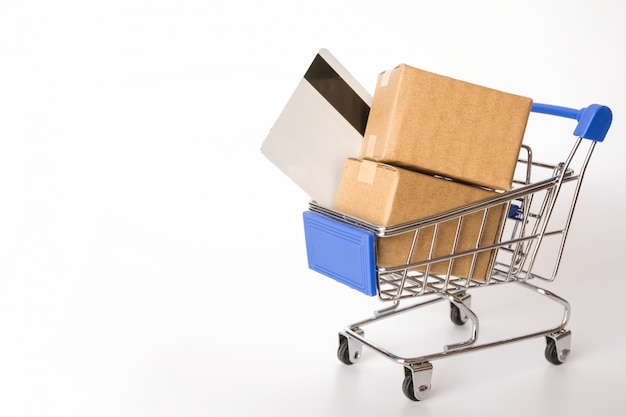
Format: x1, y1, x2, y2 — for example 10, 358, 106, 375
1, 1, 625, 415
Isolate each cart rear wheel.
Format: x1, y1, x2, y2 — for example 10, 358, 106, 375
545, 337, 565, 365
450, 303, 467, 326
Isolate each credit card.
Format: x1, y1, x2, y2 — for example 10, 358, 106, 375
261, 49, 371, 208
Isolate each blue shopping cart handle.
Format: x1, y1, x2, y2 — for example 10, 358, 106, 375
531, 102, 612, 142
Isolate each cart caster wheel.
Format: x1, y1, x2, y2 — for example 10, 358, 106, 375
544, 339, 562, 365
450, 303, 467, 326
449, 292, 471, 326
337, 336, 354, 365
337, 332, 363, 365
402, 363, 433, 401
545, 330, 571, 365
402, 374, 420, 401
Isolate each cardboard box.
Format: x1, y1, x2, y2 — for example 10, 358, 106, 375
333, 158, 507, 281
360, 64, 532, 191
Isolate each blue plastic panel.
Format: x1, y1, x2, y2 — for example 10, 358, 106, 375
303, 211, 377, 296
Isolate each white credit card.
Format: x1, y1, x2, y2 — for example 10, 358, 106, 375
261, 48, 372, 208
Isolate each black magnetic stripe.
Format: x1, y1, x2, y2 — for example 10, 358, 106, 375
304, 54, 370, 136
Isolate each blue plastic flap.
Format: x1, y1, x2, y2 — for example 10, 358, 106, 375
303, 211, 377, 296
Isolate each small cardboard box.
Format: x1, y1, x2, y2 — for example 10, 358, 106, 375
360, 64, 532, 191
333, 158, 506, 282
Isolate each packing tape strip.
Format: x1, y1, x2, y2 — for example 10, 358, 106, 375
380, 69, 392, 87
357, 160, 378, 184
365, 134, 377, 157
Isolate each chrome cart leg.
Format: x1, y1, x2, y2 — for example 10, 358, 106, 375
545, 329, 572, 365
337, 329, 365, 365
402, 362, 433, 401
442, 292, 479, 353
374, 299, 400, 317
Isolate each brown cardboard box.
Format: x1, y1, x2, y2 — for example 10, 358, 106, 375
333, 158, 506, 282
360, 64, 532, 191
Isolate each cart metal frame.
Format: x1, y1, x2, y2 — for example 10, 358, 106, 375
303, 103, 612, 400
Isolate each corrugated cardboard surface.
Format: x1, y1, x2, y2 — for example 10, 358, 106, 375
360, 64, 532, 191
333, 158, 506, 281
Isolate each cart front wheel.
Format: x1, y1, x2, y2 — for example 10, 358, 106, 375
337, 334, 360, 365
402, 364, 432, 401
402, 374, 420, 401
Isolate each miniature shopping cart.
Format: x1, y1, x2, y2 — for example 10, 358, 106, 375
302, 103, 612, 401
